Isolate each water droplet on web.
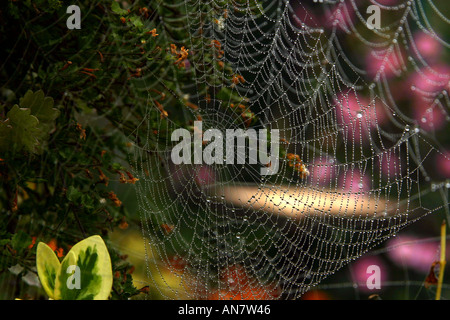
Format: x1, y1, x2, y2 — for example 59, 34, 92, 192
356, 112, 362, 119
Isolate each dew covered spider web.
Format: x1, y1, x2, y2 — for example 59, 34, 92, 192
127, 0, 450, 299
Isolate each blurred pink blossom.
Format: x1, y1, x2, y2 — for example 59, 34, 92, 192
310, 157, 337, 186
183, 59, 191, 71
414, 32, 442, 62
366, 49, 404, 79
412, 103, 447, 131
335, 91, 386, 144
436, 151, 450, 179
291, 3, 319, 29
387, 235, 440, 273
409, 65, 450, 131
409, 65, 450, 94
323, 2, 354, 32
339, 170, 371, 193
351, 255, 388, 293
195, 165, 216, 186
375, 0, 399, 5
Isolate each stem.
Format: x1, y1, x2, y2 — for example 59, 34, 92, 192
72, 206, 87, 238
436, 220, 446, 300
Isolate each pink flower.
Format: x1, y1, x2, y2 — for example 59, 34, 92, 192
351, 255, 388, 293
408, 65, 450, 131
366, 49, 403, 79
412, 103, 447, 132
183, 59, 191, 71
436, 151, 450, 179
310, 157, 337, 186
334, 91, 386, 144
168, 164, 216, 193
387, 235, 440, 273
414, 32, 442, 62
291, 3, 319, 29
194, 165, 216, 186
375, 0, 399, 5
323, 2, 354, 32
339, 170, 371, 193
409, 65, 450, 94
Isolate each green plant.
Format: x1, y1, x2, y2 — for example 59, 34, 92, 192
36, 235, 113, 300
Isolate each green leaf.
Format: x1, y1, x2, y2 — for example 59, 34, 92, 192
111, 2, 127, 15
0, 105, 42, 153
129, 16, 143, 29
0, 90, 59, 154
54, 235, 113, 300
11, 231, 32, 253
36, 242, 61, 299
20, 90, 60, 133
81, 194, 94, 209
66, 186, 83, 202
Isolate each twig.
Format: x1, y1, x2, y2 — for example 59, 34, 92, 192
436, 220, 446, 300
72, 206, 87, 239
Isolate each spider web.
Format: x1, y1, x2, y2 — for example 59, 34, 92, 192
128, 0, 450, 299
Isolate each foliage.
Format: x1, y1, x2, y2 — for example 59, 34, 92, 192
0, 90, 59, 154
0, 0, 252, 300
36, 235, 112, 300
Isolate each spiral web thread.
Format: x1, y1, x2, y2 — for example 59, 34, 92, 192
130, 0, 450, 299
